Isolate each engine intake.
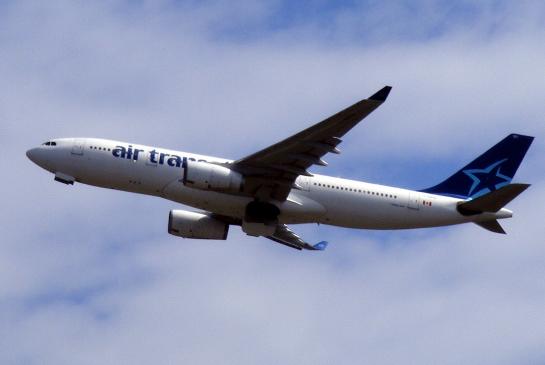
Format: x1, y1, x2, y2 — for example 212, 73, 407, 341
168, 210, 229, 240
182, 159, 243, 193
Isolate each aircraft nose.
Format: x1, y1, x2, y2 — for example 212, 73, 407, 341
26, 148, 38, 162
26, 147, 48, 168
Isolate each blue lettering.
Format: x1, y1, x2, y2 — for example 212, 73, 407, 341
159, 153, 169, 164
112, 146, 126, 158
149, 149, 158, 163
167, 155, 182, 167
133, 149, 143, 161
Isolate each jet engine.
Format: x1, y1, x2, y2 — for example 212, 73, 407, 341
168, 210, 229, 239
182, 159, 243, 193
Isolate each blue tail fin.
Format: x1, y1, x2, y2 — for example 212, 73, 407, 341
421, 134, 534, 199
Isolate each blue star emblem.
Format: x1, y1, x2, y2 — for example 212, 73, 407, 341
463, 159, 511, 198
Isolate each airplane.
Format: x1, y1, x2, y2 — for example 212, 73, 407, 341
26, 86, 534, 251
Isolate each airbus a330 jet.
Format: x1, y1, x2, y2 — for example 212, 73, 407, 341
27, 86, 534, 251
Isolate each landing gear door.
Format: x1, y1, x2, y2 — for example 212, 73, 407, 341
71, 139, 85, 156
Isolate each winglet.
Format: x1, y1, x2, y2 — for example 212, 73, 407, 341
311, 241, 329, 251
369, 86, 392, 102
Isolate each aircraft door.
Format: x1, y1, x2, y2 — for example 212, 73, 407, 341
407, 192, 420, 210
71, 139, 85, 156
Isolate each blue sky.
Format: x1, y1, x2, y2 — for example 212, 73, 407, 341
1, 1, 545, 364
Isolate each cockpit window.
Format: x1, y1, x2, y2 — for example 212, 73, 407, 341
51, 142, 56, 146
41, 141, 56, 146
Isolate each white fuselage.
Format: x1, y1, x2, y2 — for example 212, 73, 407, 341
27, 138, 512, 230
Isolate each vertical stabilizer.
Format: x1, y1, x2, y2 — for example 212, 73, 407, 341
422, 134, 533, 199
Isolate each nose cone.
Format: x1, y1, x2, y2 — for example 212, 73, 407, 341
26, 147, 49, 169
26, 148, 37, 162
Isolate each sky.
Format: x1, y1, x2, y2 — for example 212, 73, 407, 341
1, 0, 545, 364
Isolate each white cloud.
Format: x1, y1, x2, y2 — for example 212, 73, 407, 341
1, 1, 545, 364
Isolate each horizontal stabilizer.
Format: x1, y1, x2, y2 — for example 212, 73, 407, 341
458, 183, 530, 215
475, 220, 506, 234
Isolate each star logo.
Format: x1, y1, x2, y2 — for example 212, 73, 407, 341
463, 159, 511, 198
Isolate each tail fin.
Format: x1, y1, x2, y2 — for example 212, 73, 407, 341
421, 134, 534, 199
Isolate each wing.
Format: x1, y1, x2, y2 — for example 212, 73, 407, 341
232, 86, 392, 201
266, 224, 328, 251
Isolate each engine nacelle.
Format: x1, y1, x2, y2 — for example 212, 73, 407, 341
168, 210, 229, 240
183, 159, 243, 193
